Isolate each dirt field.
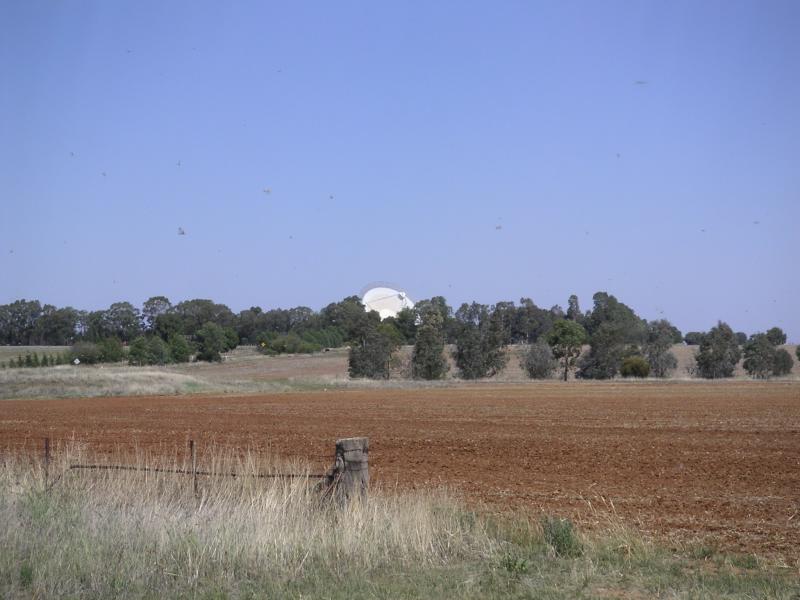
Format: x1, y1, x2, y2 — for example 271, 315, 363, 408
2, 382, 799, 561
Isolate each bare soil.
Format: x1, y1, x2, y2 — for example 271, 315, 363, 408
2, 382, 798, 560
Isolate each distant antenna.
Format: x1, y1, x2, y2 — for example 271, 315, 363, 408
360, 282, 414, 320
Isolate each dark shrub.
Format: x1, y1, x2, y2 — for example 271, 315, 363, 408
98, 337, 125, 363
620, 356, 650, 378
168, 334, 192, 363
70, 342, 101, 364
773, 349, 794, 376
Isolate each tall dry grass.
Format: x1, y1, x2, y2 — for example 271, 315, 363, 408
0, 444, 496, 598
2, 444, 795, 598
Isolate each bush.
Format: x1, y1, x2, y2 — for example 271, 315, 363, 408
258, 332, 320, 355
70, 342, 101, 365
127, 337, 149, 365
128, 336, 173, 366
223, 327, 239, 352
196, 322, 227, 362
540, 516, 582, 557
168, 335, 192, 363
97, 338, 125, 363
620, 356, 650, 378
520, 341, 556, 379
773, 349, 794, 376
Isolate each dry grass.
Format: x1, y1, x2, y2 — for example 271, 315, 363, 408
1, 444, 495, 598
0, 366, 232, 400
1, 444, 797, 598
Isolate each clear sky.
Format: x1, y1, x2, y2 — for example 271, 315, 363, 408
1, 1, 798, 340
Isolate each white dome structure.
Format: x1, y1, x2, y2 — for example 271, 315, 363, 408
361, 285, 414, 320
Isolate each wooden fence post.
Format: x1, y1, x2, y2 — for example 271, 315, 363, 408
44, 437, 50, 490
189, 439, 198, 496
324, 437, 369, 504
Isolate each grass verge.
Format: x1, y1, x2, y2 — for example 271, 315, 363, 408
1, 445, 797, 599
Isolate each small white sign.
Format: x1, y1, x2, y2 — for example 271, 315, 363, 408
73, 358, 80, 365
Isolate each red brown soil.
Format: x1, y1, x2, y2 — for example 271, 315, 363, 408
2, 382, 799, 560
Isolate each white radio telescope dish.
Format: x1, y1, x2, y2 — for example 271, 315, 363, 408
361, 284, 414, 320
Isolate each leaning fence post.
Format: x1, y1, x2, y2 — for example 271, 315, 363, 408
44, 437, 50, 490
189, 439, 198, 496
323, 437, 369, 504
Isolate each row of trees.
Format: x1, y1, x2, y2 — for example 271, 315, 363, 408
349, 292, 795, 381
2, 293, 794, 379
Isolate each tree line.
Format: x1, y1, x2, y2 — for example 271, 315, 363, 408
0, 293, 795, 377
348, 292, 795, 381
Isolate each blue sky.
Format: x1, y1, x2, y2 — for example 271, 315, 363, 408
1, 1, 798, 340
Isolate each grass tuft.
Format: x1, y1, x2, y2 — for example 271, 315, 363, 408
541, 515, 583, 558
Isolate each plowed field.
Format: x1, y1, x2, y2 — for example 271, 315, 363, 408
2, 382, 799, 560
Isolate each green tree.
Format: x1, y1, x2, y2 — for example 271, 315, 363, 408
173, 299, 235, 337
147, 336, 173, 365
348, 321, 401, 379
168, 334, 192, 363
142, 296, 172, 331
695, 322, 742, 379
735, 331, 748, 346
742, 334, 776, 379
0, 299, 43, 345
127, 336, 151, 366
578, 292, 647, 379
222, 327, 239, 352
644, 320, 679, 378
195, 322, 227, 362
35, 305, 80, 345
520, 340, 557, 379
765, 327, 787, 346
411, 307, 448, 380
97, 337, 125, 363
684, 332, 706, 346
394, 307, 418, 344
31, 353, 40, 367
547, 320, 587, 381
566, 294, 581, 322
773, 349, 793, 377
452, 303, 509, 379
105, 302, 143, 341
514, 298, 555, 343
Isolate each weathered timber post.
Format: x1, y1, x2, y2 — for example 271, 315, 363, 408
323, 437, 369, 504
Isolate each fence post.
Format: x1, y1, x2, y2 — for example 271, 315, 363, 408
189, 439, 198, 496
44, 437, 50, 490
324, 437, 369, 504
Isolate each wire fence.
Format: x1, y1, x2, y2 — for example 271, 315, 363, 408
22, 437, 332, 495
